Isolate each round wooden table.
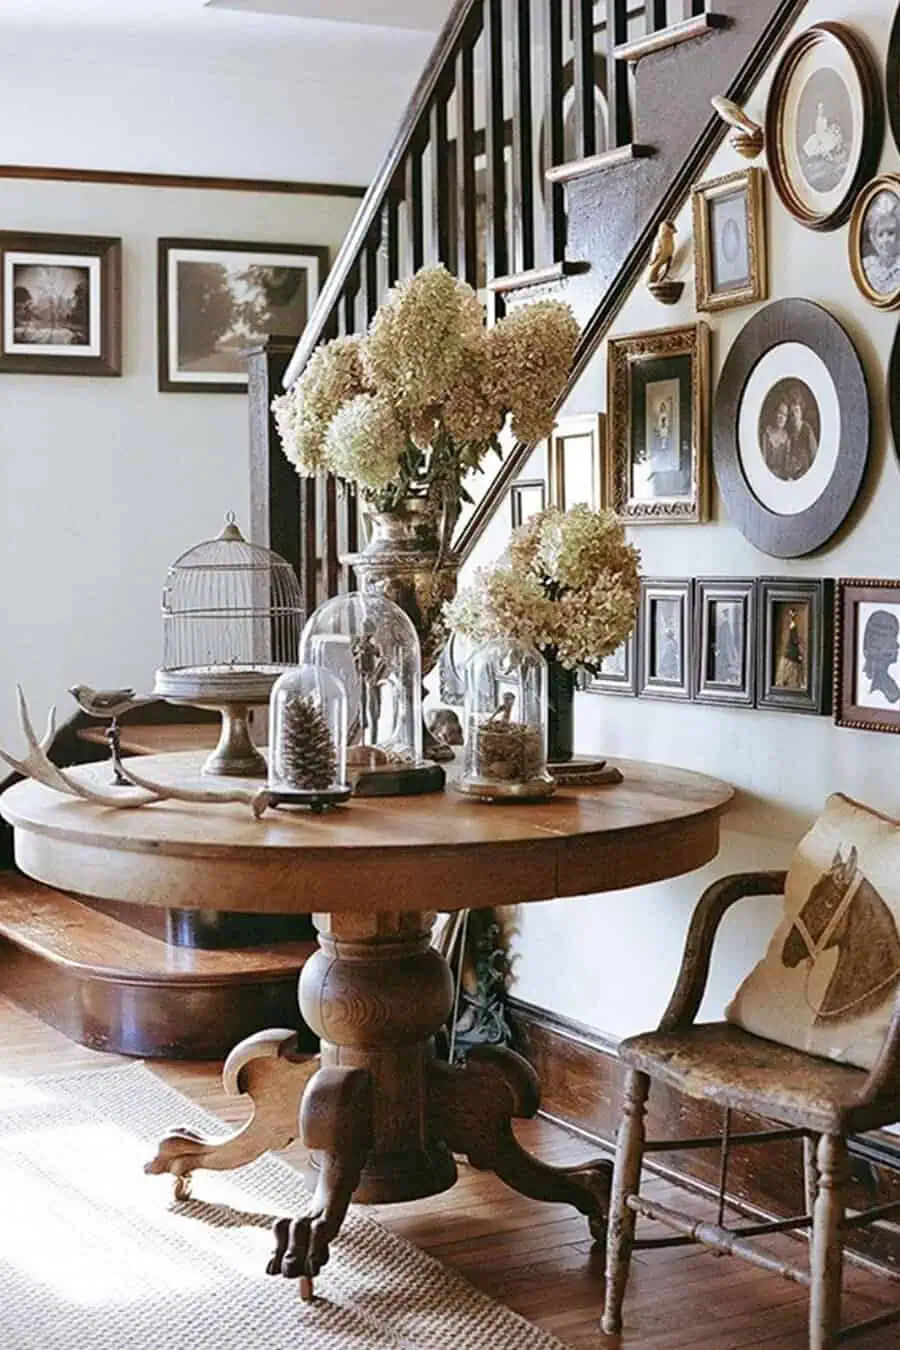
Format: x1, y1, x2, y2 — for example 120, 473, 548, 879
1, 751, 732, 1296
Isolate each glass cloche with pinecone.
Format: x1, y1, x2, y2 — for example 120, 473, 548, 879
267, 665, 351, 808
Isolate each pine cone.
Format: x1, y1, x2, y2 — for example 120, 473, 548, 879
277, 694, 337, 791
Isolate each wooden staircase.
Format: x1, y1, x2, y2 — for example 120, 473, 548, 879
252, 0, 806, 601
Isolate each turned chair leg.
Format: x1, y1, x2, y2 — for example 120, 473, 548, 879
601, 1069, 650, 1337
809, 1133, 847, 1350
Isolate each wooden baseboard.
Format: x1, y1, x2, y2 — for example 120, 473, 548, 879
509, 997, 900, 1276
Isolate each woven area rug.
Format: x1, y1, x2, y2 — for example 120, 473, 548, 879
0, 1063, 567, 1350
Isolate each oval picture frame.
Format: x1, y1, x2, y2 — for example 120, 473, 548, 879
850, 175, 900, 310
713, 299, 870, 558
886, 1, 900, 153
766, 22, 883, 232
888, 324, 900, 469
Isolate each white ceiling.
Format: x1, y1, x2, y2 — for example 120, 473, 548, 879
0, 0, 450, 33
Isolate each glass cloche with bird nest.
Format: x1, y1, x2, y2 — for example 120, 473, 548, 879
457, 638, 555, 802
155, 513, 304, 778
298, 592, 444, 795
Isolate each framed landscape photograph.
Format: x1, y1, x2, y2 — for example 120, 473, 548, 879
638, 579, 693, 701
158, 237, 328, 393
766, 22, 883, 232
549, 414, 605, 511
849, 174, 900, 310
584, 633, 637, 697
757, 578, 833, 715
835, 578, 900, 733
607, 324, 709, 525
0, 230, 121, 376
693, 578, 755, 707
692, 168, 767, 313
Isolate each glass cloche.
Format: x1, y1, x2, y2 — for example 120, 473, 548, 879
154, 513, 304, 777
299, 592, 444, 795
457, 639, 555, 801
268, 665, 351, 808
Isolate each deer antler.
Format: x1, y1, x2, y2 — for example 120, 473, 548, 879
0, 687, 273, 818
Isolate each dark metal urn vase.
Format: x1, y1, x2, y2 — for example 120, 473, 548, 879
546, 658, 577, 764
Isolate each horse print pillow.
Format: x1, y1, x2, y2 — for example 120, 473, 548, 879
727, 793, 900, 1071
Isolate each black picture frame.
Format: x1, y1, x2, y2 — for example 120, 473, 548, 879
889, 323, 900, 470
756, 578, 833, 716
887, 3, 900, 156
637, 579, 692, 701
693, 579, 756, 707
583, 634, 637, 698
509, 478, 546, 529
0, 230, 121, 376
713, 299, 870, 558
158, 237, 328, 393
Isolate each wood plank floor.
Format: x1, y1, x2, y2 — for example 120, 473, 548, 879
2, 994, 898, 1349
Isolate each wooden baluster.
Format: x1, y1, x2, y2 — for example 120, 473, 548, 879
544, 0, 565, 264
690, 0, 706, 16
301, 478, 318, 613
572, 0, 596, 162
431, 87, 452, 266
342, 265, 359, 337
510, 0, 535, 274
381, 192, 401, 289
405, 147, 425, 274
484, 0, 507, 320
324, 476, 339, 599
455, 37, 478, 288
343, 484, 359, 593
606, 0, 632, 150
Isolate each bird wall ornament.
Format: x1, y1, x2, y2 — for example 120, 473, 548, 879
711, 95, 764, 159
646, 220, 684, 305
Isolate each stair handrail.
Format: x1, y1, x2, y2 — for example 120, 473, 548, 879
283, 0, 482, 389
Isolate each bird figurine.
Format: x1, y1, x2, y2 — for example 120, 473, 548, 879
69, 685, 153, 787
711, 95, 764, 159
487, 692, 516, 726
646, 221, 683, 304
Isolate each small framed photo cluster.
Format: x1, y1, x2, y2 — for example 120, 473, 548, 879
585, 577, 834, 716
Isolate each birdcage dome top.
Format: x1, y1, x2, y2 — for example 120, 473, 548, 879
166, 512, 300, 582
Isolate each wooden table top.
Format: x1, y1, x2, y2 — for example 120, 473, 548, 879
1, 752, 733, 916
78, 724, 218, 756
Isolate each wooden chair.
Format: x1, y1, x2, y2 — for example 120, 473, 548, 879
601, 871, 900, 1350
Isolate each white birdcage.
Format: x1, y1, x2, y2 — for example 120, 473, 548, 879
154, 513, 304, 777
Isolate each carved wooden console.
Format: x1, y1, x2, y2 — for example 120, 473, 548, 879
1, 751, 732, 1295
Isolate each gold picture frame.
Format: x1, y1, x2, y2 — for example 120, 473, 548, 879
849, 174, 900, 311
549, 413, 605, 510
607, 323, 709, 525
692, 168, 767, 313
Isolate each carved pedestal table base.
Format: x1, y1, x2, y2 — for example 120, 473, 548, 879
147, 909, 612, 1298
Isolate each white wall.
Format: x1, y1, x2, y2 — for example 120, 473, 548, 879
0, 178, 358, 751
466, 0, 900, 1038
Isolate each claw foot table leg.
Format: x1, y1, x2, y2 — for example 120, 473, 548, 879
145, 1028, 318, 1198
429, 1044, 612, 1242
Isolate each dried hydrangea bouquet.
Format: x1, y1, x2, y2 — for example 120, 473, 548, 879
271, 266, 580, 722
446, 505, 641, 764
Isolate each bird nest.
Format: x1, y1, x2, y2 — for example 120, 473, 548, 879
466, 717, 544, 783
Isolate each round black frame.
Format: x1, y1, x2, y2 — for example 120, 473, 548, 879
713, 299, 870, 558
766, 22, 884, 233
887, 2, 900, 154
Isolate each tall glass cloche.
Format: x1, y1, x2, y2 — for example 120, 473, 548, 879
457, 638, 555, 801
155, 513, 304, 777
299, 592, 444, 794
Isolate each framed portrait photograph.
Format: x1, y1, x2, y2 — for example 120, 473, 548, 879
835, 579, 900, 733
607, 323, 709, 525
766, 22, 883, 232
583, 633, 637, 697
713, 299, 869, 557
158, 237, 328, 393
0, 231, 121, 376
509, 478, 546, 529
549, 414, 605, 511
692, 168, 767, 313
757, 578, 833, 715
638, 579, 692, 701
849, 175, 900, 310
693, 579, 755, 706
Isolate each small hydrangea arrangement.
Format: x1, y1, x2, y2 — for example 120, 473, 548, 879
445, 504, 641, 671
272, 265, 579, 544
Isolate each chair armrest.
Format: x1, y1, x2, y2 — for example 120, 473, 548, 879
860, 986, 900, 1106
658, 870, 787, 1033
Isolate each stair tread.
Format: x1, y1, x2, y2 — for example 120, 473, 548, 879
0, 872, 314, 981
545, 144, 654, 184
614, 12, 728, 63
